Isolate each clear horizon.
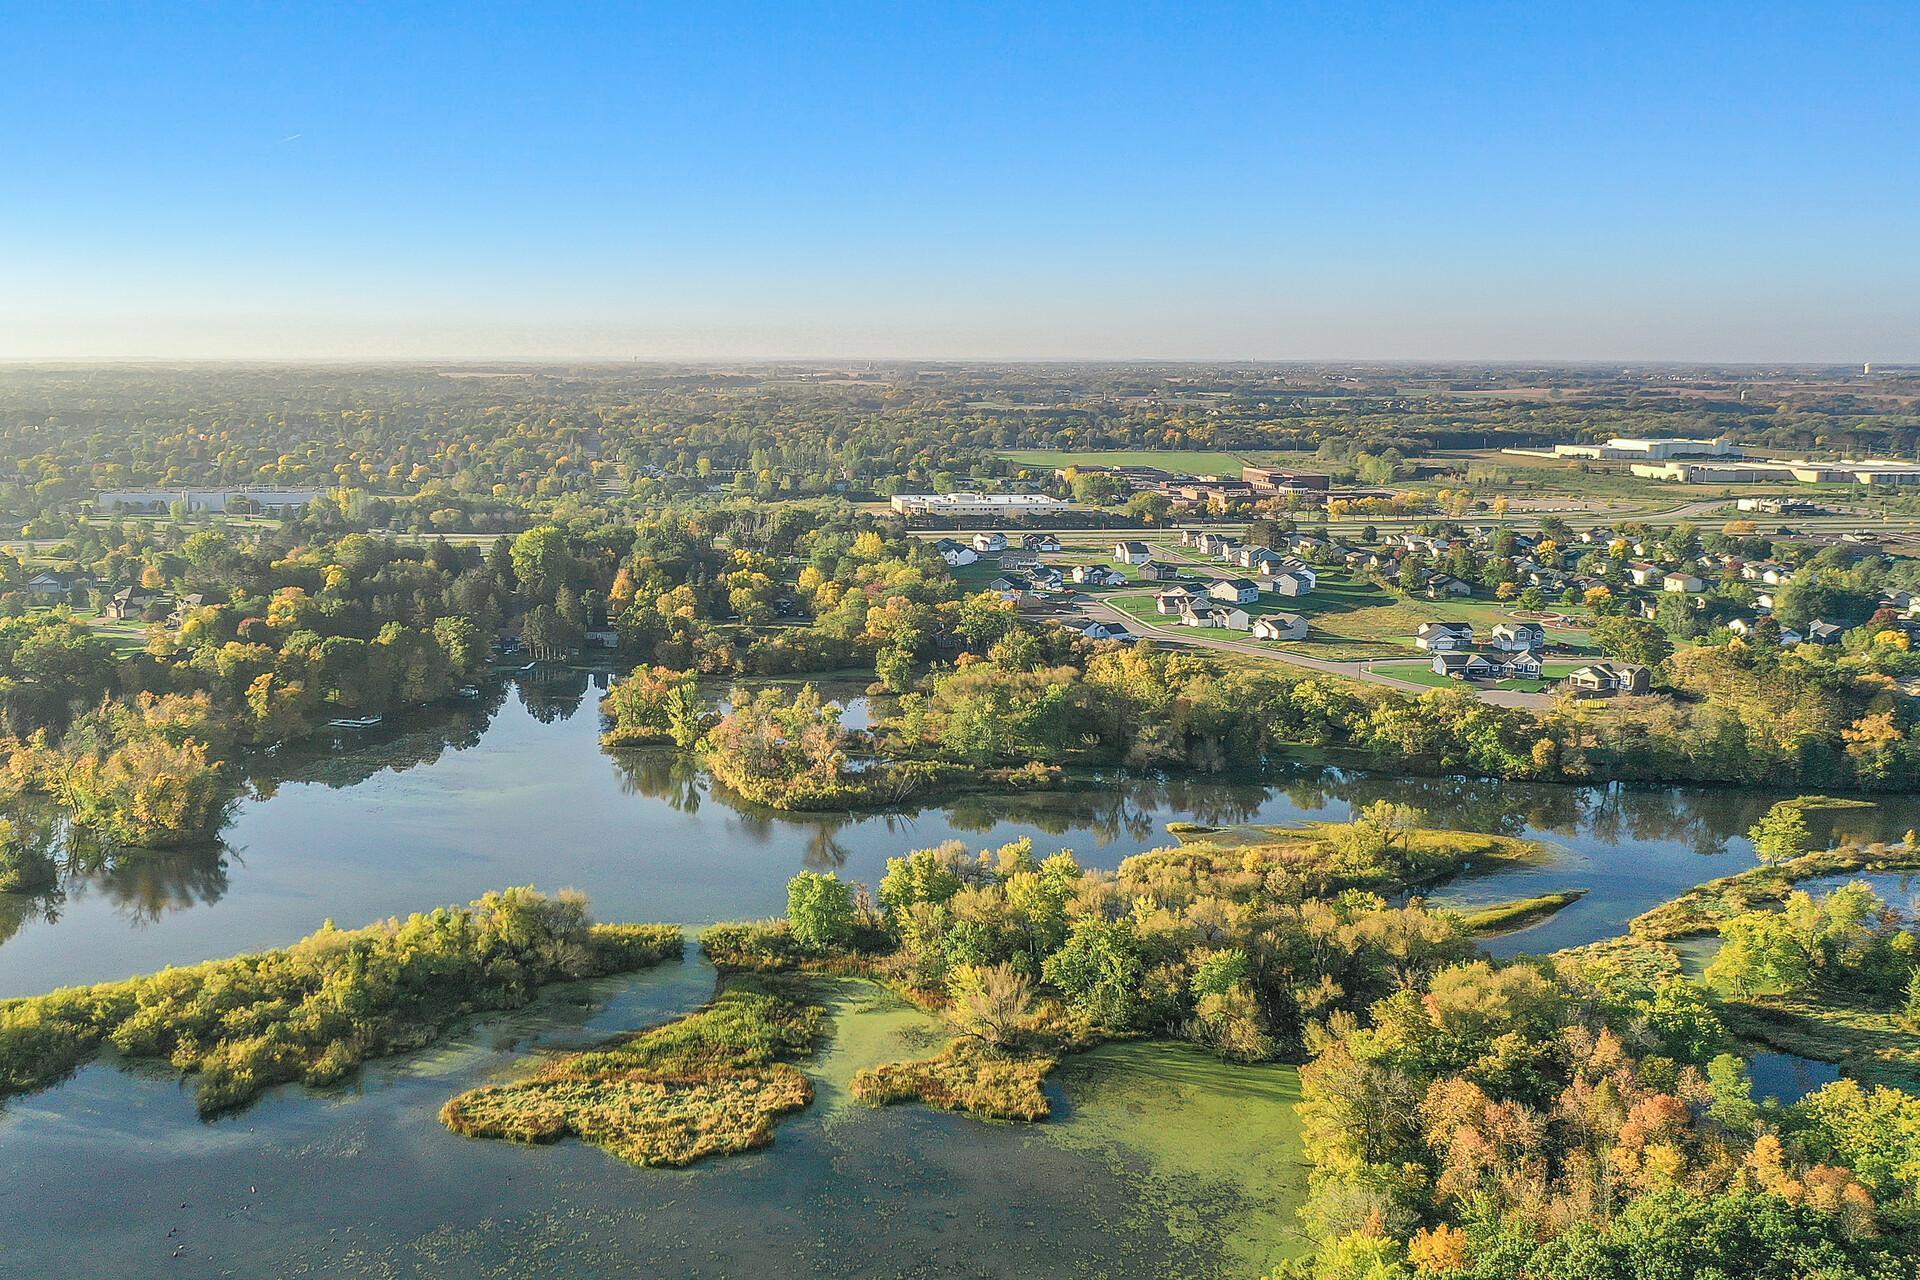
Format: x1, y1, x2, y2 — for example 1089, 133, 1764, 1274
5, 3, 1916, 363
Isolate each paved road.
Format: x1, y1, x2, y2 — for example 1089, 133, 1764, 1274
1072, 593, 1554, 710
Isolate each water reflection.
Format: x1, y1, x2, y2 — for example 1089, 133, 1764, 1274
0, 666, 1913, 996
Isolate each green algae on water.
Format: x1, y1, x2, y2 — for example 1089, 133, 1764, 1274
1042, 1042, 1311, 1277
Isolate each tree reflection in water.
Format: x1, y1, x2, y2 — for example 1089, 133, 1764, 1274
3, 665, 1906, 946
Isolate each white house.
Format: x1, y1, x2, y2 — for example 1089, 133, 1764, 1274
1113, 541, 1152, 565
1240, 546, 1288, 571
1252, 613, 1307, 641
1415, 620, 1474, 652
1208, 577, 1262, 605
1265, 570, 1313, 598
1488, 621, 1545, 652
932, 538, 977, 567
1181, 604, 1250, 631
1154, 586, 1197, 614
973, 532, 1009, 553
1662, 572, 1705, 594
1072, 564, 1126, 586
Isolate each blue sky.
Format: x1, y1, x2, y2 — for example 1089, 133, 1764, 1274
2, 2, 1915, 360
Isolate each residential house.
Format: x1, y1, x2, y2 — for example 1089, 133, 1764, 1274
1208, 578, 1262, 605
1113, 541, 1152, 565
1265, 570, 1314, 598
1488, 621, 1545, 652
1489, 650, 1543, 679
167, 592, 210, 626
1074, 620, 1133, 642
1239, 545, 1288, 571
988, 573, 1030, 596
1139, 561, 1182, 581
1030, 566, 1065, 592
1154, 586, 1198, 614
1807, 620, 1845, 645
1424, 574, 1472, 598
1252, 613, 1307, 641
107, 586, 167, 621
1662, 572, 1705, 594
1565, 663, 1651, 695
26, 571, 78, 598
997, 552, 1041, 571
1180, 603, 1250, 631
1627, 563, 1661, 587
932, 538, 977, 567
972, 532, 1009, 554
1071, 564, 1125, 586
1023, 533, 1063, 552
1432, 652, 1496, 680
1415, 621, 1474, 652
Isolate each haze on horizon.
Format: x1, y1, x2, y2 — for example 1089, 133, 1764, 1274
4, 2, 1916, 365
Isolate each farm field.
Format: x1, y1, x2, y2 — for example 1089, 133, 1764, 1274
998, 448, 1318, 476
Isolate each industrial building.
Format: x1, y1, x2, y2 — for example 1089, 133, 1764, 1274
95, 486, 324, 513
889, 492, 1072, 517
1629, 459, 1920, 486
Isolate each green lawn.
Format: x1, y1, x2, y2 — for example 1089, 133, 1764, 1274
999, 449, 1255, 476
1372, 657, 1583, 693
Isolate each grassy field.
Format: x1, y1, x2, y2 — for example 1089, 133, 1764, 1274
999, 449, 1256, 476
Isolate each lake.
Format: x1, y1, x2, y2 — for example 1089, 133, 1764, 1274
0, 669, 1911, 1278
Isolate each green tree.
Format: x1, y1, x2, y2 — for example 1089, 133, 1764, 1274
1749, 799, 1814, 864
1590, 613, 1673, 667
509, 525, 570, 600
786, 871, 855, 951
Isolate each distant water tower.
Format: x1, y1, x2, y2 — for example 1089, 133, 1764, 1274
1864, 362, 1873, 374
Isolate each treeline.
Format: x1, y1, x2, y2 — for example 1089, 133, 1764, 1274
4, 365, 1915, 530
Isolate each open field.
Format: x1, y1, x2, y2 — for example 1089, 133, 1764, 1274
999, 449, 1259, 475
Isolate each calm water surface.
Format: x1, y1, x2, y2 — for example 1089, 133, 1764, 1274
7, 669, 1909, 994
1, 670, 1911, 1278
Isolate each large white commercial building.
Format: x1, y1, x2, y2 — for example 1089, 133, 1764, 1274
1632, 458, 1920, 486
1546, 436, 1744, 461
889, 492, 1071, 517
96, 486, 326, 513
